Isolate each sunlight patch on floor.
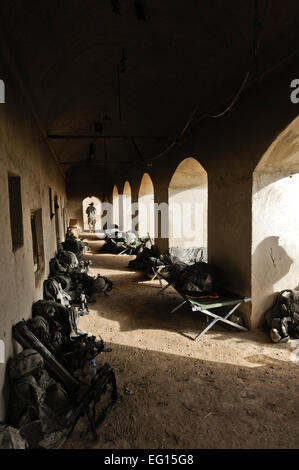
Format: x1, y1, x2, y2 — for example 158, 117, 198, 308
79, 309, 293, 369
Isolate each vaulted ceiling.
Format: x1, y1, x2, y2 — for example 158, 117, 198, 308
1, 0, 299, 177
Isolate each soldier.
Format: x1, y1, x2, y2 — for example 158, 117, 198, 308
86, 202, 97, 233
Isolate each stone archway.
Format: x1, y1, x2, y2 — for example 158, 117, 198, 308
123, 181, 132, 232
138, 173, 155, 238
168, 157, 208, 249
252, 116, 299, 327
112, 186, 120, 227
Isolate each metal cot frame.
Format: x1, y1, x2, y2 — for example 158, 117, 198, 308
155, 270, 250, 341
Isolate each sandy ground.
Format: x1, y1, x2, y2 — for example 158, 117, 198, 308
64, 235, 299, 449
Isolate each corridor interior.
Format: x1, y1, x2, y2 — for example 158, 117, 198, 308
0, 0, 299, 451
64, 234, 299, 449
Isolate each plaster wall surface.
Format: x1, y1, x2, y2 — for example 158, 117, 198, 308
0, 67, 66, 420
67, 196, 84, 231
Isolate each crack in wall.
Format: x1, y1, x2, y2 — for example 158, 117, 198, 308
270, 247, 277, 268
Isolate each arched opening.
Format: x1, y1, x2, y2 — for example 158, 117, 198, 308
138, 173, 155, 238
123, 181, 132, 232
112, 185, 120, 227
168, 157, 208, 250
82, 196, 102, 232
252, 116, 299, 328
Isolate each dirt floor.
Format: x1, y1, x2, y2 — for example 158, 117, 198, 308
64, 235, 299, 449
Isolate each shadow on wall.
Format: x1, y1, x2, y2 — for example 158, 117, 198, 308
252, 236, 293, 327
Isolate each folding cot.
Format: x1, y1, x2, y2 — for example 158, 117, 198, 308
156, 270, 250, 340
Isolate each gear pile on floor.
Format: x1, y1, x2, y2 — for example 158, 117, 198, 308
0, 231, 117, 449
161, 261, 224, 297
129, 244, 207, 278
265, 289, 299, 343
128, 238, 162, 272
46, 231, 113, 314
99, 225, 143, 255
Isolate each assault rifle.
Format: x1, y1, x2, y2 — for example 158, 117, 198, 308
67, 362, 118, 440
12, 320, 118, 441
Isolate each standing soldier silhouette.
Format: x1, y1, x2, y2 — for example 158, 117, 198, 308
86, 202, 97, 233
